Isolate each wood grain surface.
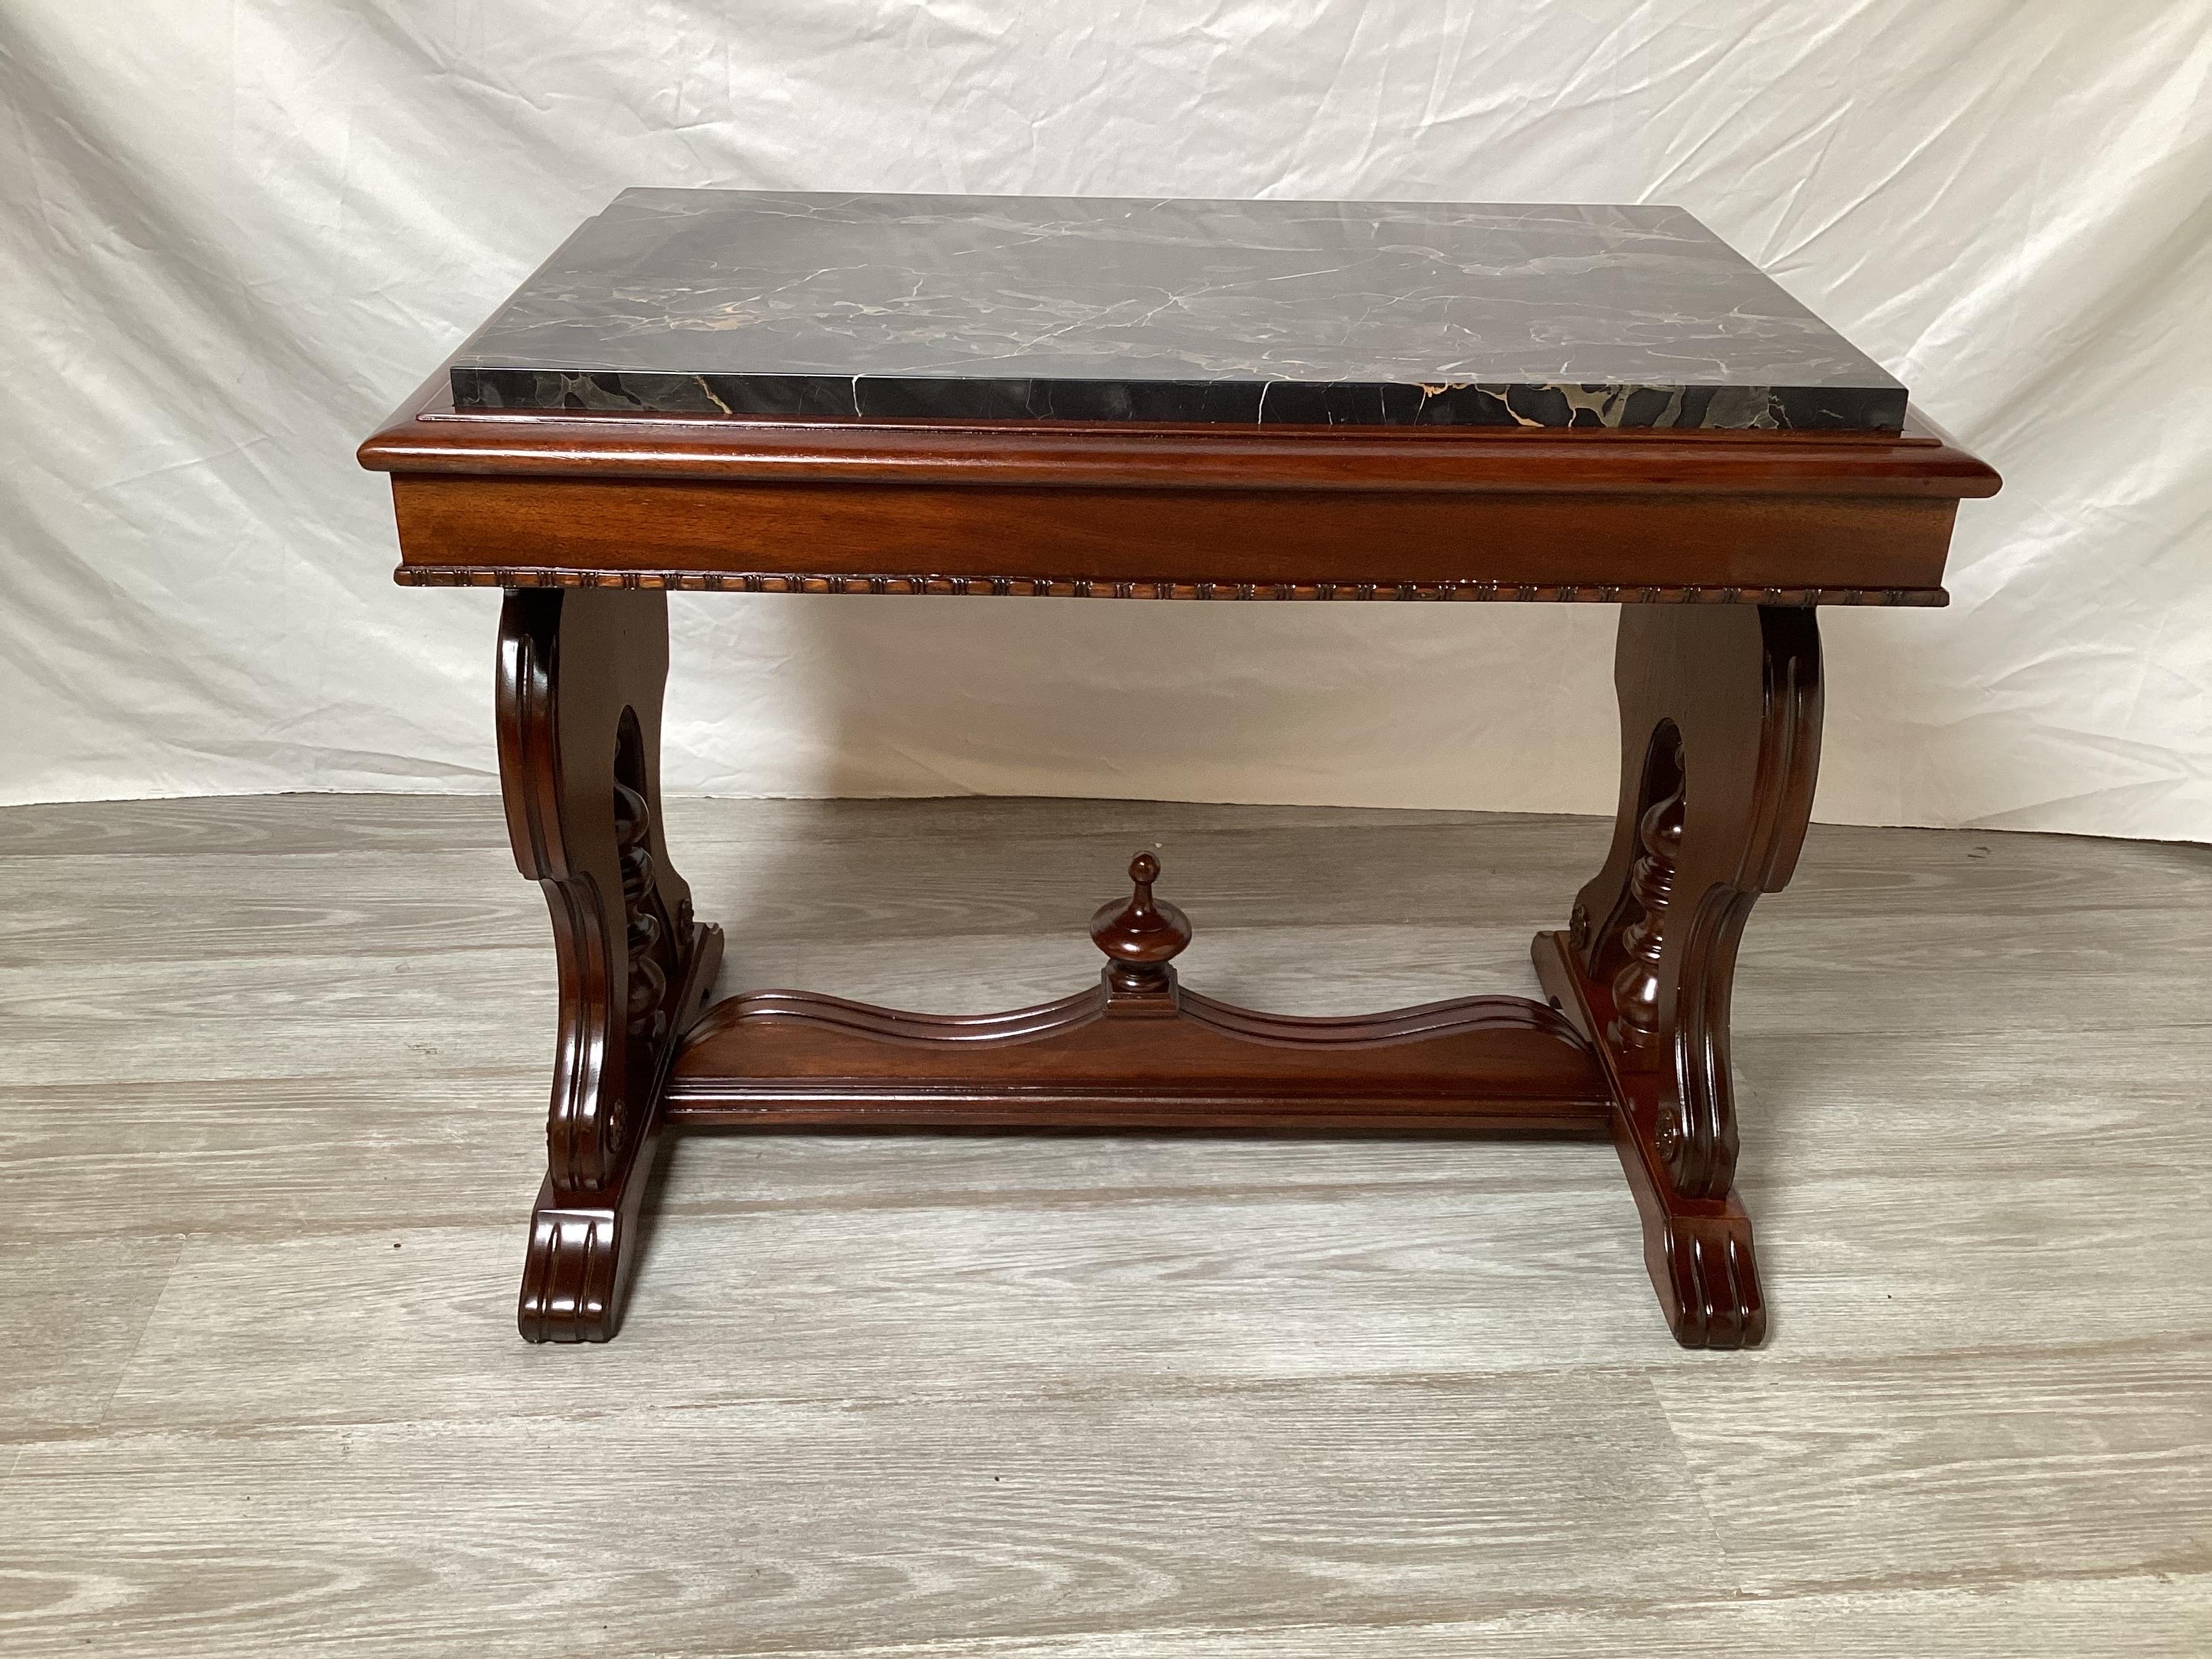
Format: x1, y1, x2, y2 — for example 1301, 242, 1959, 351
1, 793, 2207, 1655
359, 377, 1998, 604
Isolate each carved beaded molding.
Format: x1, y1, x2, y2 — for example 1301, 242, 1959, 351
395, 567, 1947, 607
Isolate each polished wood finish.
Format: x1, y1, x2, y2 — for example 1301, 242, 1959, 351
495, 586, 724, 1340
361, 375, 1999, 605
668, 855, 1610, 1134
362, 361, 1998, 1346
1529, 605, 1824, 1346
386, 473, 1962, 603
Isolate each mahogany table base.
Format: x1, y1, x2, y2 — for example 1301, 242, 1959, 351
497, 584, 1819, 1349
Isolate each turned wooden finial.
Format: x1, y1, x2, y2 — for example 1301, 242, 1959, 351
1090, 852, 1192, 994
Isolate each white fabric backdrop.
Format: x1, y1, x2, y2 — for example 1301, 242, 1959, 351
3, 2, 2208, 838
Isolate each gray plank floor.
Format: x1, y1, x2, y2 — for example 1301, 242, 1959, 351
1, 792, 2208, 1656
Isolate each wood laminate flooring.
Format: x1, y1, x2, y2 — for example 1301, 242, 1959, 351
1, 794, 2207, 1656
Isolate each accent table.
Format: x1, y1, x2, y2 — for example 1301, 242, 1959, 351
359, 191, 2001, 1347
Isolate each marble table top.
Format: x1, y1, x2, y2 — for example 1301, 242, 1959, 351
449, 190, 1908, 432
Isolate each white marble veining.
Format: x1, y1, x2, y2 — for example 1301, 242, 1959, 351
451, 190, 1906, 429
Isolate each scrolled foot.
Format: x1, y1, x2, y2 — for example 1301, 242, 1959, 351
516, 920, 721, 1344
1652, 1209, 1765, 1350
1532, 927, 1771, 1350
518, 1187, 628, 1343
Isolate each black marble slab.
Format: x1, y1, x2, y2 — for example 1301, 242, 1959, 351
450, 190, 1908, 432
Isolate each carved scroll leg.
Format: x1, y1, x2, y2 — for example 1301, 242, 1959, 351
497, 588, 724, 1343
1534, 604, 1822, 1349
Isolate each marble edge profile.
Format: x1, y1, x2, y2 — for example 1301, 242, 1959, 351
447, 367, 1908, 433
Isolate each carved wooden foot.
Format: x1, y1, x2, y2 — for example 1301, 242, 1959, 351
1534, 930, 1765, 1347
518, 923, 722, 1341
498, 588, 723, 1343
1535, 604, 1822, 1349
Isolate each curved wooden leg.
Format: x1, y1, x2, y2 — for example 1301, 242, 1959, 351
1534, 604, 1822, 1348
497, 588, 723, 1343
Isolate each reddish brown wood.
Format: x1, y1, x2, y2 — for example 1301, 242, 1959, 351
497, 587, 724, 1340
360, 371, 1999, 605
668, 856, 1608, 1134
383, 474, 1963, 601
1531, 603, 1825, 1348
518, 933, 721, 1344
1088, 853, 1193, 994
364, 353, 2000, 1349
667, 988, 1610, 1133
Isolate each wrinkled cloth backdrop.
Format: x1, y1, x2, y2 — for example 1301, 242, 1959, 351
3, 1, 2208, 838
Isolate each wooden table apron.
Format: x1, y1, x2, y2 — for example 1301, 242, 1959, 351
359, 378, 2001, 1347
